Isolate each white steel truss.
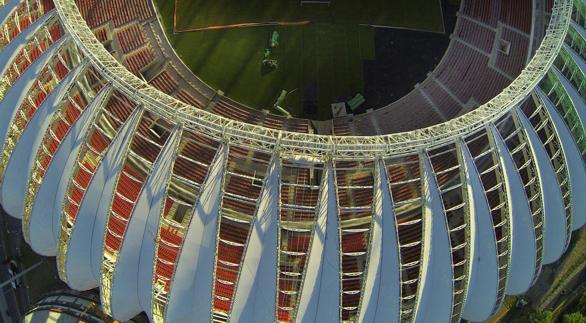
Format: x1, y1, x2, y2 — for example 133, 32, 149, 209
50, 0, 573, 160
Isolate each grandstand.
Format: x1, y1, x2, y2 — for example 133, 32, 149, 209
0, 0, 585, 322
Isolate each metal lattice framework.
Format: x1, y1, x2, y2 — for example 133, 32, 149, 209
1, 1, 585, 322
52, 0, 573, 161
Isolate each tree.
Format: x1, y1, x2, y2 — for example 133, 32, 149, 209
577, 291, 586, 315
563, 312, 586, 323
527, 309, 554, 323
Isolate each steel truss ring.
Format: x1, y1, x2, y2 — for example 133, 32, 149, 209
52, 0, 573, 160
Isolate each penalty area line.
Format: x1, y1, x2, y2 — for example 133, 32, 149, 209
174, 21, 311, 33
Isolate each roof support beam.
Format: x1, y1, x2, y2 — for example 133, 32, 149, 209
0, 0, 24, 28
459, 140, 500, 322
563, 44, 586, 77
27, 84, 112, 256
107, 127, 181, 321
0, 36, 68, 193
551, 67, 586, 132
163, 144, 227, 322
296, 162, 339, 322
514, 107, 567, 264
230, 155, 281, 322
0, 10, 54, 74
412, 152, 453, 323
358, 159, 401, 322
536, 89, 586, 229
60, 107, 142, 290
489, 124, 537, 295
2, 58, 86, 217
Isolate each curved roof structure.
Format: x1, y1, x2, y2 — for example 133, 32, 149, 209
23, 289, 144, 322
0, 0, 585, 322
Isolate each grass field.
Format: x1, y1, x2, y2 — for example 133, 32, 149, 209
153, 0, 444, 119
174, 0, 445, 33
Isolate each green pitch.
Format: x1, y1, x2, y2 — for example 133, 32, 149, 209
173, 0, 444, 32
153, 0, 444, 120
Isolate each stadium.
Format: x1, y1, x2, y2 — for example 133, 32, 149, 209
22, 289, 146, 322
0, 0, 584, 322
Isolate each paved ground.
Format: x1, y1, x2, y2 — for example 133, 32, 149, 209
0, 207, 30, 322
489, 227, 586, 322
0, 206, 64, 322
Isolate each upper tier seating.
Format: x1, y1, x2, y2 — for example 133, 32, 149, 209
75, 0, 313, 133
332, 0, 533, 135
74, 0, 531, 136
